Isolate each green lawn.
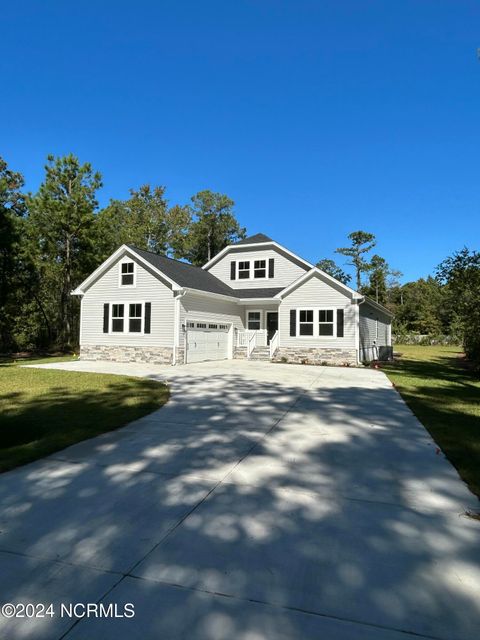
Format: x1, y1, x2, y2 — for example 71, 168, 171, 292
0, 357, 169, 472
383, 345, 480, 499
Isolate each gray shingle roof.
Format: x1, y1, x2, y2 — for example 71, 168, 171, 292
234, 288, 283, 298
128, 246, 235, 296
129, 245, 283, 299
233, 233, 273, 246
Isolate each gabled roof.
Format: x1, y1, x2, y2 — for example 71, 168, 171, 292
233, 233, 273, 246
362, 296, 395, 317
202, 233, 313, 272
275, 267, 363, 300
128, 246, 235, 297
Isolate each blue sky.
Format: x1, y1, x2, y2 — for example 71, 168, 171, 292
2, 1, 479, 282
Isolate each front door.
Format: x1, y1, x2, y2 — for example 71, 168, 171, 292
266, 312, 278, 344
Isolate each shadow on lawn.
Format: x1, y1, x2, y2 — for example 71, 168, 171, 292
0, 369, 479, 639
383, 351, 480, 497
0, 378, 168, 469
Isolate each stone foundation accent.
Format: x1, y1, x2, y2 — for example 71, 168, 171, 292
272, 347, 357, 366
175, 348, 185, 365
233, 346, 248, 359
80, 345, 174, 365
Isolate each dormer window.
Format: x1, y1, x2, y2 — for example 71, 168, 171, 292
254, 260, 266, 278
238, 261, 250, 279
120, 261, 135, 286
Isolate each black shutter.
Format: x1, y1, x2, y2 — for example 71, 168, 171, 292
290, 309, 296, 336
268, 258, 274, 278
337, 309, 344, 337
144, 302, 151, 334
230, 261, 236, 280
103, 303, 109, 333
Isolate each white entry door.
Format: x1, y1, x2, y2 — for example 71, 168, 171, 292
186, 322, 230, 363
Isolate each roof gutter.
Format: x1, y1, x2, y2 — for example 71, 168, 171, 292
173, 289, 187, 366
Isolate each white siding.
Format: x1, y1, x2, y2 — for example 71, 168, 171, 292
207, 248, 307, 290
81, 255, 175, 347
179, 292, 245, 356
359, 302, 391, 349
279, 274, 357, 349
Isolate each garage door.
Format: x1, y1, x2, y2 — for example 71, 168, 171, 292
186, 322, 230, 363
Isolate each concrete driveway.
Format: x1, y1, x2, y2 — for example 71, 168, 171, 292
1, 360, 479, 640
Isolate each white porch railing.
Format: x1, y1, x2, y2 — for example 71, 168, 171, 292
269, 330, 279, 359
237, 330, 267, 348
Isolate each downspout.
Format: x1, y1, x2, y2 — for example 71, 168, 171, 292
356, 296, 365, 365
173, 289, 187, 366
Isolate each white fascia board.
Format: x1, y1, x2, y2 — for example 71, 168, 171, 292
275, 268, 363, 300
72, 245, 182, 295
202, 241, 313, 271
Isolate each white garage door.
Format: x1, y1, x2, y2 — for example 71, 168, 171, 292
186, 322, 230, 363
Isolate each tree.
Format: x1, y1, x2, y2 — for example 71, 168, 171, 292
316, 258, 351, 285
28, 154, 102, 348
0, 157, 26, 350
390, 277, 445, 335
336, 230, 376, 290
363, 254, 389, 303
94, 185, 191, 259
183, 190, 246, 265
437, 248, 480, 366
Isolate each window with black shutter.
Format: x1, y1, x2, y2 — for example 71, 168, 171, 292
144, 302, 151, 334
337, 309, 344, 338
290, 309, 296, 336
268, 258, 274, 278
318, 309, 334, 336
103, 303, 109, 333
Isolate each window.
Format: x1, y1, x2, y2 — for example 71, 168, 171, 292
209, 323, 218, 329
112, 304, 125, 332
219, 324, 228, 330
196, 322, 207, 328
238, 261, 250, 279
247, 311, 261, 330
129, 303, 142, 332
319, 309, 334, 336
120, 262, 135, 286
254, 259, 266, 278
187, 321, 195, 328
299, 310, 314, 335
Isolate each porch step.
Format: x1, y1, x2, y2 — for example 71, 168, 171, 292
249, 347, 271, 361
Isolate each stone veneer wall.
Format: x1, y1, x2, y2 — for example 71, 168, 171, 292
233, 346, 248, 359
80, 345, 174, 365
272, 347, 357, 366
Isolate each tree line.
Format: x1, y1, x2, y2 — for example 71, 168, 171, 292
0, 154, 245, 351
1, 154, 479, 368
317, 232, 480, 367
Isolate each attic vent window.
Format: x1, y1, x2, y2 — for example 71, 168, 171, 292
121, 261, 135, 286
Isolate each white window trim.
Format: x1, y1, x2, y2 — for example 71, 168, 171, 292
234, 258, 272, 281
119, 259, 137, 288
296, 308, 337, 339
247, 309, 263, 331
297, 308, 315, 337
109, 301, 146, 335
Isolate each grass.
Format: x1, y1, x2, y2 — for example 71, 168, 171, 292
0, 356, 169, 472
382, 344, 480, 499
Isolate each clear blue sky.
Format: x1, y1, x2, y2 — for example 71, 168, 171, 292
2, 1, 479, 282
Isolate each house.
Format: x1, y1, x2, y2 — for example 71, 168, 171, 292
72, 233, 393, 366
